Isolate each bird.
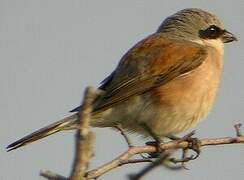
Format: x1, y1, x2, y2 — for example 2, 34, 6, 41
7, 8, 237, 151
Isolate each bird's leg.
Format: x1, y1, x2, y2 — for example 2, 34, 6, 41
114, 124, 133, 148
166, 130, 195, 141
141, 123, 163, 145
166, 134, 181, 141
140, 123, 165, 158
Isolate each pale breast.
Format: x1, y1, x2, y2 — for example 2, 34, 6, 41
143, 46, 223, 136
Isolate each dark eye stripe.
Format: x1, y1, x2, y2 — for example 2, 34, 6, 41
199, 25, 224, 39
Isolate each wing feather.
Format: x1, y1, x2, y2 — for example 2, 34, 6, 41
94, 34, 207, 112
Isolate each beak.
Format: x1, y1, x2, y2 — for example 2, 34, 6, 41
222, 30, 238, 43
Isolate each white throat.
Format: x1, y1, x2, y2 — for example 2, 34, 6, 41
193, 39, 224, 56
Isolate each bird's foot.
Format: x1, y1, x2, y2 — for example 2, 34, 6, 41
168, 131, 201, 168
139, 123, 166, 158
145, 140, 164, 158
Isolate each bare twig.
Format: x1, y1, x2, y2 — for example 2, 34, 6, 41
234, 123, 242, 137
85, 131, 244, 179
127, 125, 243, 179
125, 159, 154, 164
40, 170, 67, 180
40, 105, 243, 180
70, 87, 95, 180
128, 151, 172, 180
41, 87, 96, 180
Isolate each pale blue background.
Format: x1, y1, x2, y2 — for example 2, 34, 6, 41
1, 1, 244, 179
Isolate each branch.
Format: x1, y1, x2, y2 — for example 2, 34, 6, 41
127, 151, 172, 180
41, 87, 96, 180
40, 170, 67, 180
40, 97, 243, 180
70, 87, 95, 180
85, 130, 244, 179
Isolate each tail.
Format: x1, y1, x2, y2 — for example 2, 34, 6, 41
6, 114, 79, 152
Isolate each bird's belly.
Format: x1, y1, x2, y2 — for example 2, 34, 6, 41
142, 89, 216, 136
91, 79, 219, 137
91, 86, 216, 137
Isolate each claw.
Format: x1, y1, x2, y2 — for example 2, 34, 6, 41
145, 141, 164, 158
180, 131, 201, 160
167, 131, 201, 167
185, 137, 201, 159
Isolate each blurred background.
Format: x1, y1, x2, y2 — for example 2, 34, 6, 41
1, 0, 244, 179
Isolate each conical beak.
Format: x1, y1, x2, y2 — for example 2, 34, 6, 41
222, 30, 238, 43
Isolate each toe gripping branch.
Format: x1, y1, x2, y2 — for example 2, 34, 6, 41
144, 131, 202, 169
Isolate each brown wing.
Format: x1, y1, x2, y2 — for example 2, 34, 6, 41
94, 33, 208, 112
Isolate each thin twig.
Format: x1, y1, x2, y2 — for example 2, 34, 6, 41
128, 151, 173, 180
40, 170, 67, 180
70, 87, 95, 180
85, 133, 244, 179
234, 123, 242, 137
41, 87, 96, 180
125, 159, 154, 164
128, 125, 243, 179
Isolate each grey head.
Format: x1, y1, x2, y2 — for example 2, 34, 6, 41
157, 8, 237, 43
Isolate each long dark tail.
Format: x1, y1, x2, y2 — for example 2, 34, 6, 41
7, 114, 79, 152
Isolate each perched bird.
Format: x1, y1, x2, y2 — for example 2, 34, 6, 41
7, 8, 237, 151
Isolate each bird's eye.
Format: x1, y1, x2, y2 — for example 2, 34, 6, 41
199, 25, 223, 39
209, 27, 217, 33
206, 25, 220, 36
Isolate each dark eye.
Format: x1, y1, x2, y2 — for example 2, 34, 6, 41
208, 26, 218, 33
199, 25, 223, 39
206, 25, 220, 36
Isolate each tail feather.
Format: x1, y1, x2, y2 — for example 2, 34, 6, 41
7, 114, 78, 152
